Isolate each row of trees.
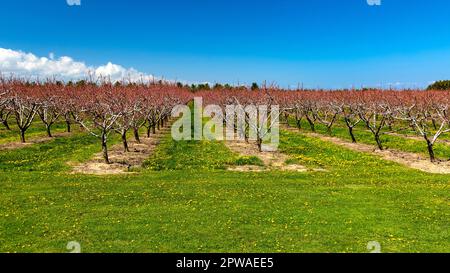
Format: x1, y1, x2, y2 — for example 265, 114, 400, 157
0, 79, 192, 163
199, 88, 450, 162
279, 90, 450, 162
1, 79, 449, 163
427, 80, 450, 91
201, 89, 280, 151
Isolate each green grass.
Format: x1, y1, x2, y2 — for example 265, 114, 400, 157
144, 134, 237, 171
0, 118, 69, 144
0, 121, 449, 253
287, 118, 450, 160
235, 156, 265, 166
144, 134, 265, 171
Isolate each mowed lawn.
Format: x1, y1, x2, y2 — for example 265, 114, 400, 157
0, 123, 449, 253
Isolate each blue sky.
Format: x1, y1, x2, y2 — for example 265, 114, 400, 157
1, 0, 450, 88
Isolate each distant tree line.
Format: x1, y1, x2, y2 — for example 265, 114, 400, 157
427, 80, 450, 91
179, 82, 261, 92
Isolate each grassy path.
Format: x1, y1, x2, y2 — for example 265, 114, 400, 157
0, 120, 70, 145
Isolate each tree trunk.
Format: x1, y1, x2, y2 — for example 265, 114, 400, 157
101, 134, 110, 164
345, 118, 357, 143
146, 126, 151, 138
66, 120, 71, 133
152, 125, 156, 134
348, 126, 357, 143
426, 139, 436, 162
2, 120, 11, 130
46, 125, 52, 138
122, 131, 130, 152
306, 116, 315, 132
257, 137, 263, 152
133, 127, 141, 143
374, 133, 383, 150
20, 130, 26, 143
296, 118, 302, 130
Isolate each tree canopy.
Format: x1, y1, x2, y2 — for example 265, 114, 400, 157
427, 80, 450, 90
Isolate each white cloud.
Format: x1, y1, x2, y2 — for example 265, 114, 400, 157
0, 48, 157, 83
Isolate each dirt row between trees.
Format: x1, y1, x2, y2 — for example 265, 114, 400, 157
0, 132, 71, 151
385, 132, 450, 144
70, 126, 172, 175
283, 126, 450, 174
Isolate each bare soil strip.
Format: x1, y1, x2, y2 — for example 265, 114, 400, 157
283, 126, 450, 174
224, 138, 309, 172
386, 132, 450, 144
71, 125, 172, 175
0, 132, 71, 151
